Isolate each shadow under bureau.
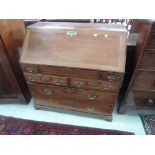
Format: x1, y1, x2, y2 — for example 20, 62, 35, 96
20, 22, 127, 121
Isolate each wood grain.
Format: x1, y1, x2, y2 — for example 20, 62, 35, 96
20, 22, 127, 72
139, 50, 155, 71
0, 20, 31, 103
131, 71, 155, 92
24, 72, 68, 86
70, 77, 120, 92
20, 22, 126, 119
28, 83, 116, 105
133, 91, 155, 108
33, 96, 113, 115
118, 19, 155, 113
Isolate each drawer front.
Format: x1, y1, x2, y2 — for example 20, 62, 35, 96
70, 77, 120, 92
39, 66, 100, 79
133, 91, 155, 108
101, 71, 122, 82
21, 64, 38, 73
131, 71, 155, 92
139, 51, 155, 71
28, 83, 116, 105
33, 96, 113, 115
24, 73, 68, 86
147, 33, 155, 49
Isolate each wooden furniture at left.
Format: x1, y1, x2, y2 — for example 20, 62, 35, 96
0, 19, 31, 103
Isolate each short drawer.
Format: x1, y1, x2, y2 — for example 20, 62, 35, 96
101, 71, 123, 82
139, 51, 155, 71
133, 91, 155, 108
70, 77, 120, 92
38, 66, 100, 79
33, 96, 113, 115
131, 71, 155, 92
28, 83, 116, 105
24, 73, 68, 86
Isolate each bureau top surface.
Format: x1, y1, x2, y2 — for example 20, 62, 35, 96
20, 22, 127, 72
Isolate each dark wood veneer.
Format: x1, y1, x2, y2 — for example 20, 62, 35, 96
0, 20, 31, 103
20, 22, 127, 120
118, 19, 155, 113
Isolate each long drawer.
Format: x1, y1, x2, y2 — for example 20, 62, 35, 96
38, 66, 101, 79
21, 64, 100, 79
131, 71, 155, 92
21, 64, 123, 81
139, 51, 155, 71
33, 96, 113, 115
70, 77, 120, 92
28, 83, 116, 105
132, 91, 155, 108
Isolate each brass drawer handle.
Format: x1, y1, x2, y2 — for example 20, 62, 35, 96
26, 67, 34, 73
87, 81, 97, 86
29, 75, 37, 82
103, 84, 112, 90
53, 79, 62, 86
64, 88, 74, 93
67, 31, 77, 37
73, 80, 84, 87
86, 106, 94, 112
107, 75, 116, 81
88, 94, 97, 100
43, 88, 52, 95
145, 99, 154, 106
42, 75, 50, 81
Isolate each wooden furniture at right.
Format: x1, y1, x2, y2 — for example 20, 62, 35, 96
118, 19, 155, 113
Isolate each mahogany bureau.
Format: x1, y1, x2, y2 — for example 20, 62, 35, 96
118, 19, 155, 113
20, 22, 127, 121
